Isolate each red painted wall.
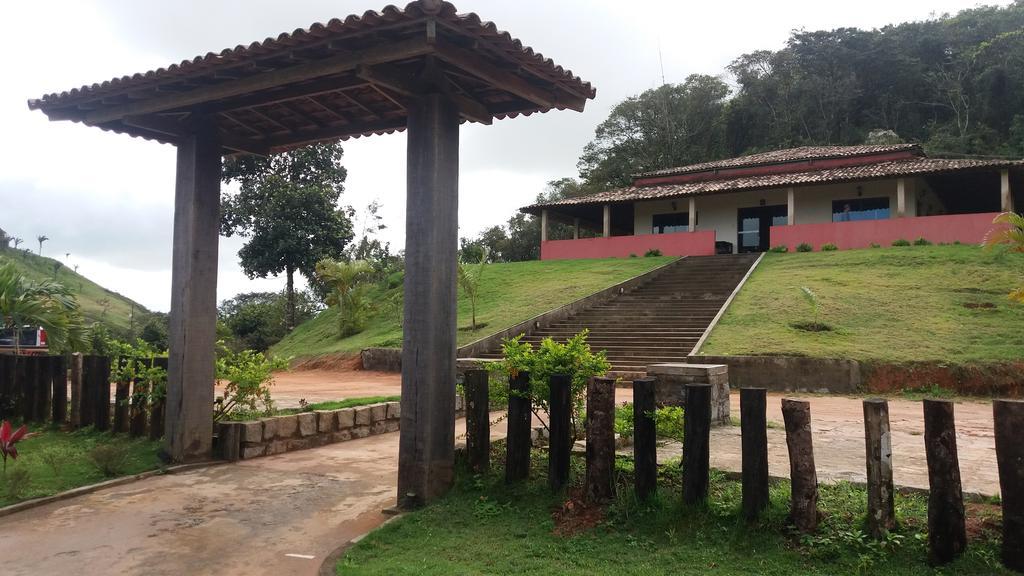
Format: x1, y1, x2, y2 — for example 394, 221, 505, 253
769, 212, 1001, 251
541, 231, 717, 260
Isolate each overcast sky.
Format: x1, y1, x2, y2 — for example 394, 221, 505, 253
1, 0, 1003, 312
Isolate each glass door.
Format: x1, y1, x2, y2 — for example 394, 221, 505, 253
737, 205, 788, 252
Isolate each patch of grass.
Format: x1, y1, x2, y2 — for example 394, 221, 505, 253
0, 425, 162, 507
701, 245, 1024, 362
899, 384, 958, 401
272, 257, 673, 360
338, 453, 1007, 575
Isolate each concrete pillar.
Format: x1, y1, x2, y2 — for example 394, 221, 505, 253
540, 209, 548, 243
787, 187, 795, 225
1002, 169, 1014, 213
602, 204, 611, 238
896, 178, 906, 218
689, 197, 697, 232
573, 217, 580, 240
398, 93, 459, 507
166, 118, 220, 462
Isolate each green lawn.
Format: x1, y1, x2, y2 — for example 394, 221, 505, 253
338, 452, 1008, 575
0, 426, 163, 507
0, 249, 150, 334
272, 257, 673, 360
700, 245, 1024, 363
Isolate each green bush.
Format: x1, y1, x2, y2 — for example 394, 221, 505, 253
614, 403, 685, 442
870, 242, 881, 248
892, 239, 911, 247
215, 347, 289, 421
796, 243, 813, 252
87, 444, 129, 477
913, 237, 932, 246
820, 243, 838, 251
643, 248, 663, 257
769, 245, 789, 253
629, 253, 638, 258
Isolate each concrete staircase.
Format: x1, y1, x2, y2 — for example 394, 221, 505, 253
474, 254, 760, 376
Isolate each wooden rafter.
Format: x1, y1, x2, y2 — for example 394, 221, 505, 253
121, 114, 269, 156
356, 63, 492, 124
304, 96, 349, 124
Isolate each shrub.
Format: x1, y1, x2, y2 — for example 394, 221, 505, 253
629, 253, 638, 258
870, 243, 881, 248
796, 243, 813, 252
769, 245, 789, 253
913, 237, 932, 246
614, 403, 685, 442
38, 446, 75, 477
215, 347, 289, 421
643, 248, 663, 257
2, 467, 30, 499
490, 331, 610, 440
892, 239, 911, 247
87, 444, 129, 477
820, 243, 838, 251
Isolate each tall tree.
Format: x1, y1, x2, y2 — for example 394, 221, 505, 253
222, 143, 353, 329
36, 235, 48, 256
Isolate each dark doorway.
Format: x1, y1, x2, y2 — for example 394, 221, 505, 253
737, 205, 787, 253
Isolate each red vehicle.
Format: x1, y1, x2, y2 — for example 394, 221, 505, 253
0, 326, 49, 355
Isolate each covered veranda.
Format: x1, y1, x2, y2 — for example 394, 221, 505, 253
28, 0, 594, 506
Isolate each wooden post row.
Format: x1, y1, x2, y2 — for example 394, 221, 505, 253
993, 399, 1024, 572
149, 357, 168, 440
863, 398, 895, 538
130, 372, 148, 438
585, 376, 615, 503
633, 377, 657, 501
70, 352, 83, 428
922, 399, 966, 566
548, 373, 572, 492
464, 369, 490, 473
782, 398, 819, 533
740, 388, 769, 521
505, 371, 531, 483
683, 383, 712, 505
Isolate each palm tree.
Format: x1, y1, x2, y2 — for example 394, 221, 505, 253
315, 259, 372, 337
458, 248, 489, 332
984, 211, 1024, 302
36, 235, 49, 256
0, 262, 83, 355
12, 238, 22, 251
65, 252, 71, 262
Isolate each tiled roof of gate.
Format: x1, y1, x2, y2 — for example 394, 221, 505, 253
633, 144, 922, 179
523, 157, 1023, 214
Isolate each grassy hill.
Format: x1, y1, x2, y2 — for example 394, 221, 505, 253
0, 248, 150, 334
700, 245, 1024, 363
271, 257, 673, 360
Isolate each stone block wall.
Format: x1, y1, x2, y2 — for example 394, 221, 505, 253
646, 363, 730, 426
218, 398, 464, 460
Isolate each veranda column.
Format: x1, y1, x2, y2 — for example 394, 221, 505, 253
787, 187, 796, 225
1002, 169, 1014, 213
540, 209, 549, 243
166, 118, 220, 462
602, 204, 611, 237
689, 197, 697, 232
573, 217, 580, 240
398, 93, 460, 507
896, 178, 906, 218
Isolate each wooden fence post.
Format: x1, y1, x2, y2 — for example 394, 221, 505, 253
217, 421, 241, 462
548, 373, 572, 492
993, 399, 1024, 572
923, 399, 966, 565
0, 355, 11, 420
683, 383, 712, 506
633, 377, 657, 501
741, 388, 769, 521
585, 376, 616, 503
863, 398, 895, 538
464, 369, 490, 473
51, 355, 68, 424
114, 369, 131, 434
70, 353, 83, 428
149, 357, 168, 440
782, 398, 819, 533
38, 356, 53, 422
22, 356, 37, 422
505, 371, 531, 483
85, 355, 111, 431
130, 371, 148, 438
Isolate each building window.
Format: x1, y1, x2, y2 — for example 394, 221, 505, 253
832, 197, 890, 222
652, 212, 689, 234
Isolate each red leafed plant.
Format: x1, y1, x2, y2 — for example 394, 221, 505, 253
0, 420, 28, 474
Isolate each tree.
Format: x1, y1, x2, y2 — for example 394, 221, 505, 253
218, 291, 318, 351
12, 238, 22, 251
458, 248, 488, 332
0, 262, 83, 354
222, 143, 353, 330
36, 235, 48, 256
315, 259, 373, 337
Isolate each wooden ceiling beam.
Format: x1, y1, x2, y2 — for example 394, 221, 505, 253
264, 116, 407, 152
121, 114, 269, 156
204, 76, 370, 114
433, 40, 587, 112
356, 63, 492, 125
82, 36, 436, 125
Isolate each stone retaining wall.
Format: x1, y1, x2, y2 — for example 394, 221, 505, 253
218, 398, 465, 460
359, 348, 402, 372
686, 355, 862, 394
